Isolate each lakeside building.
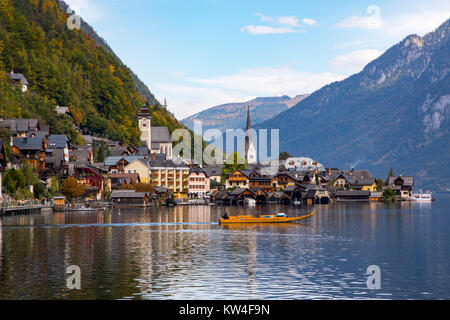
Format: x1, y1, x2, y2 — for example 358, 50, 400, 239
188, 166, 210, 199
387, 176, 414, 201
124, 157, 190, 197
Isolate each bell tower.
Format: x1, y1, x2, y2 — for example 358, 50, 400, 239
138, 106, 152, 148
245, 105, 257, 164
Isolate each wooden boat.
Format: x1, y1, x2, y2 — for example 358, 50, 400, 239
219, 211, 316, 224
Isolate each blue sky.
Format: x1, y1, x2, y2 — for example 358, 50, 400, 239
65, 0, 450, 119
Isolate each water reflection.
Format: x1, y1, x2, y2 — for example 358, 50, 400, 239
0, 198, 449, 300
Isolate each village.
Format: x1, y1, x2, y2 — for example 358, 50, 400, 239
0, 80, 415, 214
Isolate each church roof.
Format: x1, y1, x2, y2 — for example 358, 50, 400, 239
151, 127, 171, 143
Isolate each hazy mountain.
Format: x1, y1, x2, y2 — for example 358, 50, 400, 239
182, 94, 309, 132
255, 19, 450, 191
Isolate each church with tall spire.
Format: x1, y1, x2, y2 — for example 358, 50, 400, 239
244, 105, 257, 164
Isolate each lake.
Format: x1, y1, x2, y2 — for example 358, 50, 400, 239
0, 195, 449, 300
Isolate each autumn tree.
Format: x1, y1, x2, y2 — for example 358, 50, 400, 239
61, 177, 85, 199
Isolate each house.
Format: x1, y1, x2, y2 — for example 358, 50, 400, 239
249, 176, 273, 193
225, 169, 250, 189
104, 156, 145, 174
0, 118, 40, 137
124, 157, 190, 196
45, 135, 70, 173
300, 184, 331, 204
335, 190, 370, 202
283, 157, 325, 171
111, 190, 149, 206
349, 178, 377, 192
203, 164, 224, 184
74, 164, 105, 200
332, 174, 351, 189
387, 176, 414, 201
69, 146, 94, 164
10, 137, 46, 171
188, 166, 210, 199
7, 72, 28, 92
55, 106, 71, 115
271, 172, 299, 190
107, 173, 140, 191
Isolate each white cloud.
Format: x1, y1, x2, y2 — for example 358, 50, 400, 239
335, 5, 385, 30
154, 68, 345, 119
242, 14, 311, 35
278, 16, 300, 27
240, 25, 302, 35
334, 3, 450, 38
331, 49, 383, 73
302, 18, 319, 27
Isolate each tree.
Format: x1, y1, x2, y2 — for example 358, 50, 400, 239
376, 179, 384, 191
61, 177, 85, 199
33, 182, 49, 200
385, 168, 395, 185
279, 151, 292, 161
221, 152, 246, 183
383, 188, 397, 202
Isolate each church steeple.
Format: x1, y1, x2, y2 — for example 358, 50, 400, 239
244, 105, 256, 164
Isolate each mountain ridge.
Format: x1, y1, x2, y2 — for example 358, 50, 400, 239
255, 19, 450, 190
182, 94, 309, 132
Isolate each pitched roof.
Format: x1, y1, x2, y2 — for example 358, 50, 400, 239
8, 72, 28, 85
12, 137, 43, 150
48, 135, 69, 149
388, 176, 414, 187
104, 156, 145, 166
151, 127, 171, 143
203, 164, 224, 177
349, 178, 376, 186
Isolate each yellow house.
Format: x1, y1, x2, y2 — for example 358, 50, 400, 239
349, 178, 377, 192
124, 159, 151, 183
332, 174, 350, 189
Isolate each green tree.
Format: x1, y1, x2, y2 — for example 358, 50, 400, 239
279, 151, 292, 161
385, 168, 395, 185
383, 188, 397, 202
221, 152, 247, 184
376, 179, 384, 191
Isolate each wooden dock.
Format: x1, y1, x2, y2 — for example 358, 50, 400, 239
0, 203, 53, 216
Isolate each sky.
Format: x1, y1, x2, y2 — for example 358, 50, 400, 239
64, 0, 450, 119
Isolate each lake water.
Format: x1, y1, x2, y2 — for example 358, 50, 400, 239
0, 195, 449, 300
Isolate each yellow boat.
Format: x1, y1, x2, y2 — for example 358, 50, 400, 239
219, 211, 316, 224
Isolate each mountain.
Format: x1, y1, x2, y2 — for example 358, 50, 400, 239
0, 0, 182, 145
57, 1, 159, 106
255, 19, 450, 191
182, 94, 309, 132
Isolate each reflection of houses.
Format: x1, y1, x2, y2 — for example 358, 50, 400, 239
387, 176, 414, 201
335, 190, 370, 202
0, 140, 7, 202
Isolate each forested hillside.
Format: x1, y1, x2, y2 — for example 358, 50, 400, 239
0, 0, 183, 145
